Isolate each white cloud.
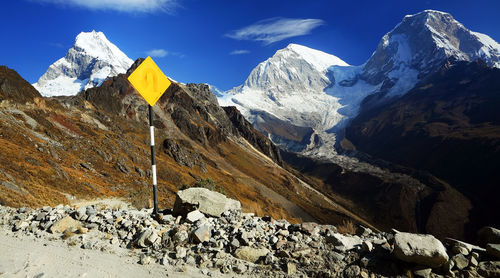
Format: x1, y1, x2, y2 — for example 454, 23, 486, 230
32, 0, 178, 13
145, 49, 184, 58
146, 49, 168, 58
225, 18, 325, 45
229, 50, 250, 55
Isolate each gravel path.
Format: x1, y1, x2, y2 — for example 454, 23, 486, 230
0, 228, 236, 278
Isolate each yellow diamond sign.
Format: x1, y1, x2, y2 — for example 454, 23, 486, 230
128, 56, 171, 106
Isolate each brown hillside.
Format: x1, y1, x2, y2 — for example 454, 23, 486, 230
0, 63, 374, 230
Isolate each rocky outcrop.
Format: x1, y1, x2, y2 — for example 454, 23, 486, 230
162, 138, 206, 171
223, 106, 283, 165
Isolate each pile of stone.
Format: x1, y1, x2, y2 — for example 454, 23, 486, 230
1, 187, 499, 277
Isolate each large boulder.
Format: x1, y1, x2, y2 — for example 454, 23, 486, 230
49, 215, 82, 234
478, 227, 500, 245
393, 232, 449, 268
173, 187, 241, 217
486, 244, 500, 260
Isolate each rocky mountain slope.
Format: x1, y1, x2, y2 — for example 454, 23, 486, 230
218, 10, 500, 158
0, 62, 384, 233
33, 30, 133, 97
345, 60, 500, 238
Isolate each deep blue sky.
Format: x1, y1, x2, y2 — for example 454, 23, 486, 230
3, 0, 500, 91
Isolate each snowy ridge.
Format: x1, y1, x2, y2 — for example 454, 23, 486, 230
33, 31, 133, 97
217, 10, 500, 160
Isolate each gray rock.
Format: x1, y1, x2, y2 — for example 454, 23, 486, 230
175, 246, 187, 259
443, 259, 455, 276
413, 266, 432, 278
452, 245, 470, 256
186, 210, 205, 223
36, 212, 47, 221
193, 224, 211, 243
301, 222, 319, 235
134, 229, 153, 248
276, 250, 290, 258
326, 233, 363, 250
357, 226, 373, 237
478, 227, 500, 245
173, 188, 241, 218
174, 230, 189, 244
14, 221, 29, 231
146, 230, 159, 246
231, 238, 240, 249
452, 254, 469, 270
139, 254, 152, 265
444, 238, 485, 253
234, 263, 247, 274
470, 256, 479, 267
360, 256, 374, 268
81, 240, 95, 250
393, 232, 449, 268
86, 223, 98, 230
286, 262, 297, 275
185, 255, 196, 266
478, 261, 500, 278
486, 244, 500, 259
330, 251, 345, 262
362, 241, 373, 252
49, 216, 81, 234
343, 265, 361, 278
118, 230, 127, 239
160, 214, 174, 224
234, 246, 269, 263
85, 206, 97, 216
278, 229, 289, 237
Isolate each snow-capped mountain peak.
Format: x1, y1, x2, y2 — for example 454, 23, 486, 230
239, 43, 348, 92
33, 30, 133, 97
217, 10, 500, 160
73, 30, 132, 71
218, 43, 350, 155
363, 10, 500, 92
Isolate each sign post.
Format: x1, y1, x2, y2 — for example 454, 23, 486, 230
127, 56, 171, 215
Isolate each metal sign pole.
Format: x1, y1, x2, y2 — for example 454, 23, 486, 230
128, 56, 170, 217
149, 105, 158, 215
